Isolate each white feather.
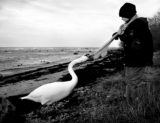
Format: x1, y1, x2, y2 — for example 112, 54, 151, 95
21, 55, 88, 105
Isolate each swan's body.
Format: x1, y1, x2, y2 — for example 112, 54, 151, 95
21, 55, 88, 105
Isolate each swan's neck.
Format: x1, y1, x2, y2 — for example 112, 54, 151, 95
68, 60, 78, 89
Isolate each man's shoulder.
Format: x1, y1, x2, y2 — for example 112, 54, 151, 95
130, 17, 148, 28
133, 17, 148, 25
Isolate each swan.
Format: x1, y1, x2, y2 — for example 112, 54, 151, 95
20, 55, 88, 105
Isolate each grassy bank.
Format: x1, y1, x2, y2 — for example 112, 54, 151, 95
23, 51, 160, 123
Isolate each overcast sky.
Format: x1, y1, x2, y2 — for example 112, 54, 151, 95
0, 0, 160, 47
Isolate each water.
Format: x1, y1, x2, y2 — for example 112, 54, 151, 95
0, 47, 97, 72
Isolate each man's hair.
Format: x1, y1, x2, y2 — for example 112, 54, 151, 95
119, 2, 137, 18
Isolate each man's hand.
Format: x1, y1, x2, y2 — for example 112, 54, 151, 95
117, 24, 127, 35
112, 32, 119, 40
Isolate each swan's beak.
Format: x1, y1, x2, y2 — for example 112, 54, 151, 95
84, 54, 94, 60
80, 55, 89, 62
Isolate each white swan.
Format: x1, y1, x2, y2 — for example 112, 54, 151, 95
20, 55, 88, 105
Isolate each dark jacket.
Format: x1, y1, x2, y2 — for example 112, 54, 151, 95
118, 17, 153, 67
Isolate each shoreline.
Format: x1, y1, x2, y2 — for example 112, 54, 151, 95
0, 48, 123, 98
0, 50, 160, 123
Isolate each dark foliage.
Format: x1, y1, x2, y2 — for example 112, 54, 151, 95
149, 11, 160, 51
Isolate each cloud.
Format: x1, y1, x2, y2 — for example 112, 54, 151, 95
0, 0, 159, 47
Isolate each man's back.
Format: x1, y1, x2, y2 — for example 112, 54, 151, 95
119, 17, 153, 66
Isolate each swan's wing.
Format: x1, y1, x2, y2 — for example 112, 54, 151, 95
29, 82, 63, 95
28, 82, 71, 101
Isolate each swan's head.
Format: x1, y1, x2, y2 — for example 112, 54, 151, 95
72, 55, 89, 64
79, 55, 89, 62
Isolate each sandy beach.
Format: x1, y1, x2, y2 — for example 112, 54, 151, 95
0, 47, 97, 97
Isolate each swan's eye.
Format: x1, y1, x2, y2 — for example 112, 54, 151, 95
84, 54, 90, 57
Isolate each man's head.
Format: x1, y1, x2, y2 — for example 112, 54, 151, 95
119, 2, 136, 21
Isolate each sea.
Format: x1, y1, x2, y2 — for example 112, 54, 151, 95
0, 47, 97, 72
